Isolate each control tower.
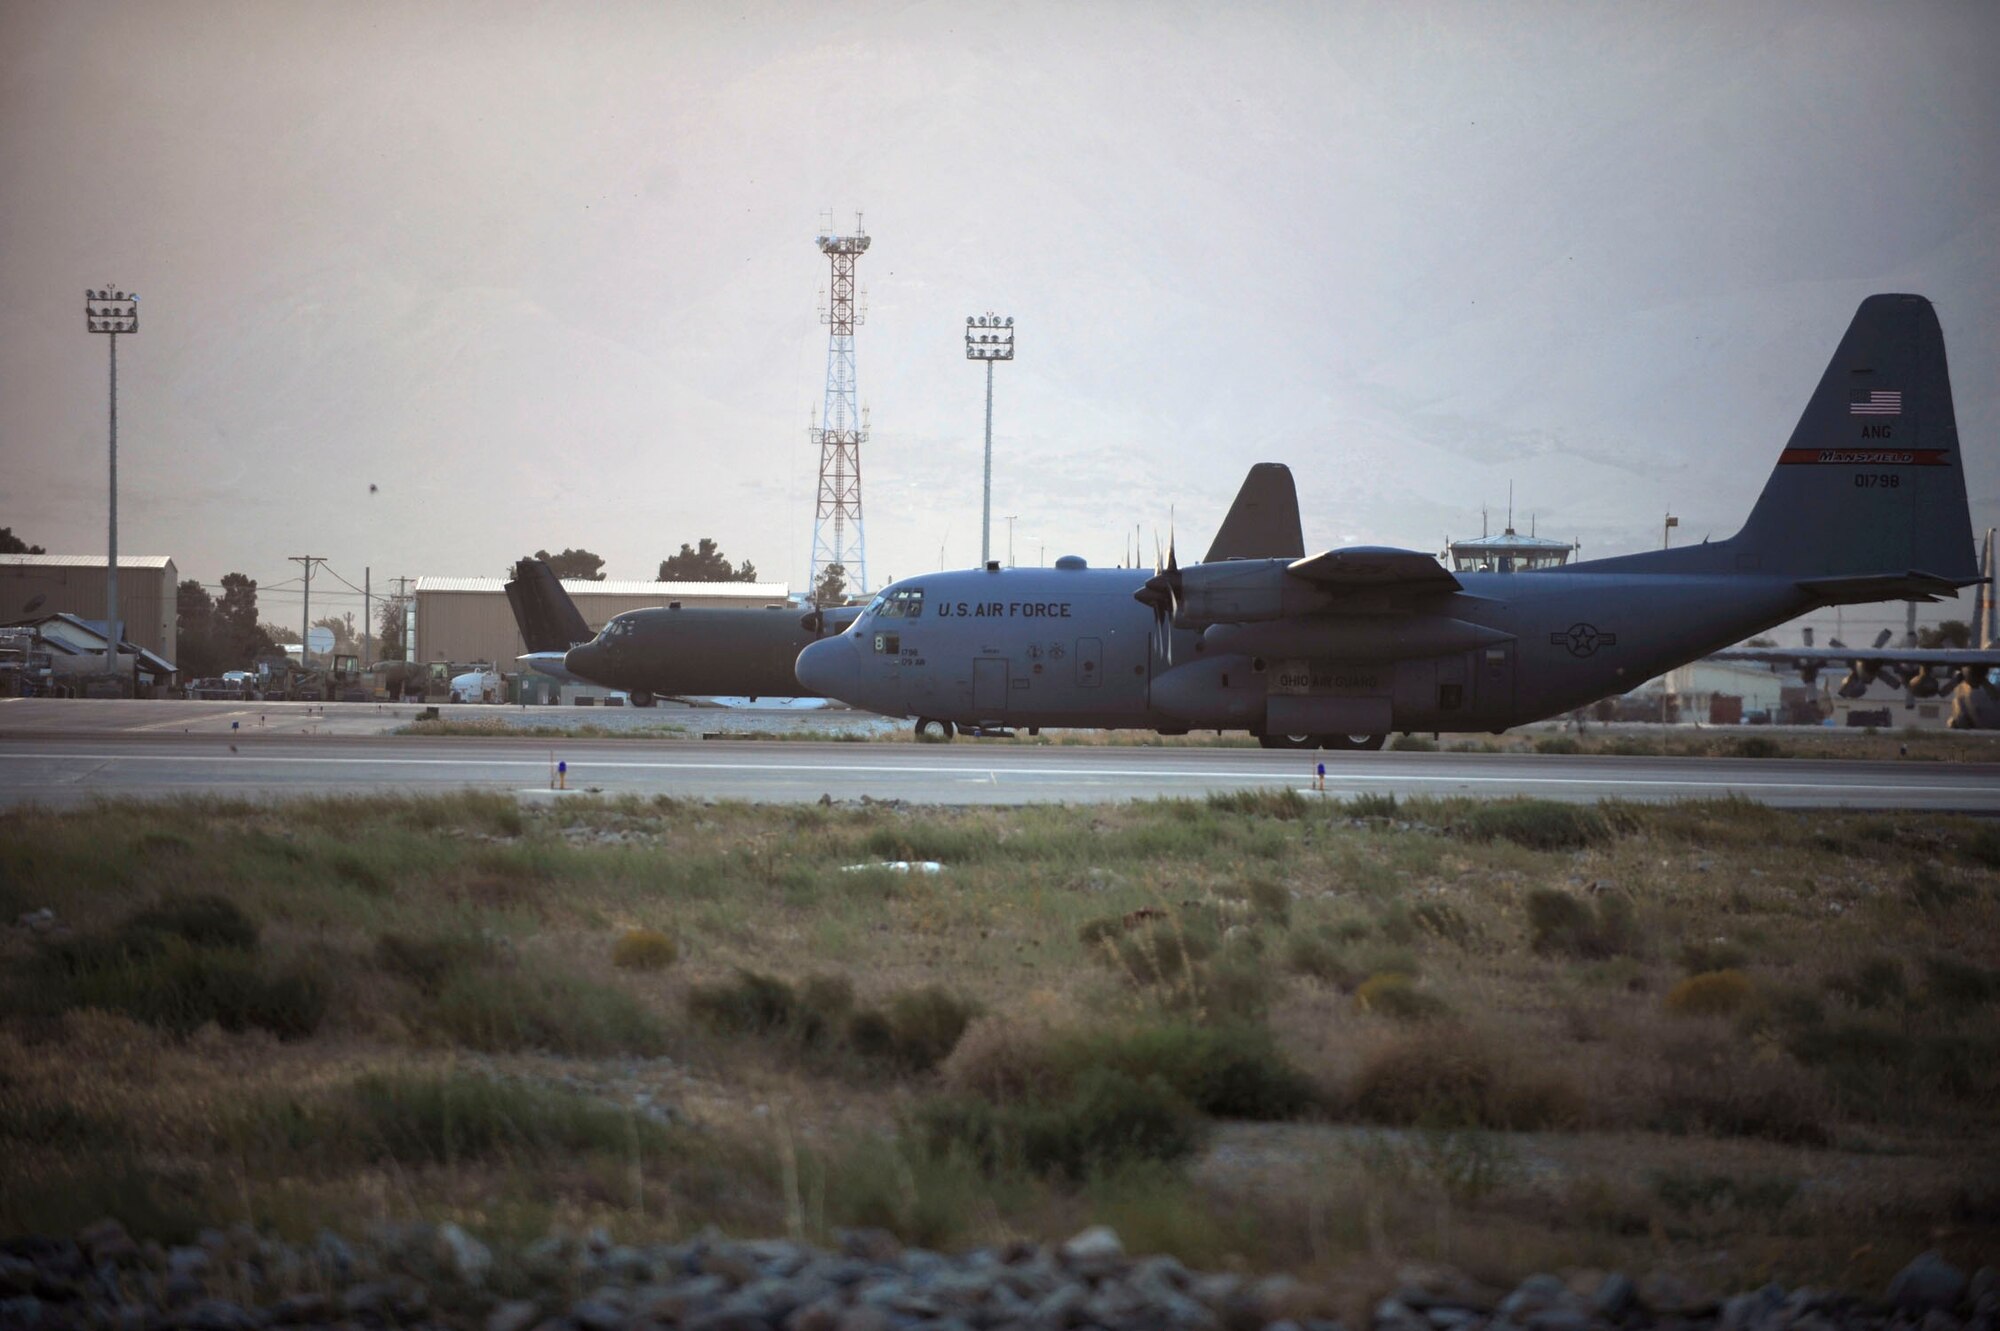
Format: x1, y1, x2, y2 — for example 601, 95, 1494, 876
809, 218, 870, 599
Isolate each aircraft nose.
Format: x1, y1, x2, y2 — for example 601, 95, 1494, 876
563, 642, 597, 677
795, 637, 859, 701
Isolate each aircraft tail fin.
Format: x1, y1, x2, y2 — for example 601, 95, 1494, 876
505, 558, 593, 652
1730, 294, 1979, 592
1204, 463, 1304, 562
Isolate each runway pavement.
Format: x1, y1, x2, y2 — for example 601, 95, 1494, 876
3, 699, 1997, 811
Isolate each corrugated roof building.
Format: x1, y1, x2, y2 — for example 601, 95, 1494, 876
412, 576, 791, 669
0, 554, 177, 664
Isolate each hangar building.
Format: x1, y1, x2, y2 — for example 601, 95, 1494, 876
412, 577, 791, 670
0, 554, 178, 664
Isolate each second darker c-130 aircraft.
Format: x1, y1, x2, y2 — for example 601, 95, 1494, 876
796, 294, 1984, 748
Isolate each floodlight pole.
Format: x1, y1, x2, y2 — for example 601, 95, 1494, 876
965, 313, 1016, 566
86, 288, 138, 675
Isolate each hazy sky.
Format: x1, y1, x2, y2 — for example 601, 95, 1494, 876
3, 0, 1996, 638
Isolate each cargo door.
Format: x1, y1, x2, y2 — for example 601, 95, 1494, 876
972, 657, 1009, 714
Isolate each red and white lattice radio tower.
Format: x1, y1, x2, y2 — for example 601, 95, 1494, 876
809, 213, 870, 600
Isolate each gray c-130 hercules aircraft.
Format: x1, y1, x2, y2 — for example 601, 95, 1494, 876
796, 295, 1984, 747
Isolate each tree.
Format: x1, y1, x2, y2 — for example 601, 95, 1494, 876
176, 580, 225, 678
0, 528, 45, 555
1918, 620, 1972, 649
813, 563, 848, 608
535, 547, 606, 581
262, 623, 302, 645
658, 538, 757, 583
376, 597, 409, 661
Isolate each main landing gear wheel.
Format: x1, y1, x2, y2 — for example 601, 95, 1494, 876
1319, 734, 1386, 751
630, 690, 655, 708
1258, 733, 1317, 750
914, 717, 956, 741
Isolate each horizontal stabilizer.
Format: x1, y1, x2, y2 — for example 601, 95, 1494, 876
1287, 546, 1462, 594
1795, 571, 1981, 606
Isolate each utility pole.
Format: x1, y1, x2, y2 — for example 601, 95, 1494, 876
363, 566, 372, 667
290, 556, 325, 665
1004, 515, 1018, 568
86, 287, 138, 675
966, 313, 1016, 566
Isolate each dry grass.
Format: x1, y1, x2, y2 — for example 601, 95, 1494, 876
1, 791, 1997, 1299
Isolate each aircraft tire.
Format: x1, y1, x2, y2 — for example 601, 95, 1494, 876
630, 690, 656, 708
1318, 733, 1387, 751
915, 717, 955, 741
1258, 733, 1316, 750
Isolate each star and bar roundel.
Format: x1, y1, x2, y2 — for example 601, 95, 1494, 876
1551, 623, 1617, 658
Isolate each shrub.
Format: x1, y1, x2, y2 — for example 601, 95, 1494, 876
431, 964, 665, 1055
1652, 1034, 1828, 1144
1453, 800, 1611, 851
940, 1015, 1073, 1102
375, 931, 501, 995
859, 986, 978, 1073
1348, 1029, 1581, 1130
1960, 824, 2000, 870
1533, 735, 1581, 755
29, 934, 326, 1040
1906, 864, 1970, 917
1663, 970, 1755, 1018
914, 1068, 1204, 1179
1677, 938, 1751, 974
123, 894, 259, 952
1355, 972, 1450, 1021
1345, 792, 1400, 820
1100, 918, 1213, 988
1286, 934, 1361, 989
1525, 889, 1639, 958
1923, 954, 2000, 1011
1389, 735, 1436, 752
687, 969, 813, 1040
1825, 956, 1907, 1010
1079, 1023, 1320, 1120
799, 972, 857, 1019
610, 927, 678, 972
241, 1071, 675, 1167
1206, 788, 1308, 820
1411, 902, 1475, 949
1245, 878, 1292, 926
1731, 735, 1783, 759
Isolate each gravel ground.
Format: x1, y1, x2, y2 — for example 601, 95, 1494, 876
3, 1219, 1991, 1331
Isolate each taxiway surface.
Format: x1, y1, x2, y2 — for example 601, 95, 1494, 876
3, 700, 1996, 811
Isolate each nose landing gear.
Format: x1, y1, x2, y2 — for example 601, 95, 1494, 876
915, 717, 956, 741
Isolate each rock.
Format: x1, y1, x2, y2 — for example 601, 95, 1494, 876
1721, 1283, 1786, 1331
838, 1229, 902, 1265
266, 1292, 332, 1325
1499, 1275, 1571, 1319
181, 1299, 260, 1331
1972, 1269, 1997, 1306
784, 1298, 845, 1331
485, 1301, 540, 1331
1525, 1310, 1594, 1331
1922, 1310, 1965, 1331
1592, 1273, 1638, 1320
0, 1295, 42, 1327
1059, 1225, 1125, 1278
76, 1220, 138, 1268
570, 1297, 629, 1331
435, 1223, 492, 1287
312, 1230, 355, 1280
1640, 1272, 1717, 1317
834, 1307, 894, 1331
1374, 1297, 1430, 1331
1892, 1252, 1970, 1315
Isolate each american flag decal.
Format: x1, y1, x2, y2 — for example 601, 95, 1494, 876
1849, 389, 1902, 416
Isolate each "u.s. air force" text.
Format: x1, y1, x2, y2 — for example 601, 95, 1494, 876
936, 601, 1073, 618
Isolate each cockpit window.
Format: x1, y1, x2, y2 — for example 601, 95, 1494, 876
879, 586, 924, 620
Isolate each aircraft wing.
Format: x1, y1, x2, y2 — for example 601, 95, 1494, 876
1710, 645, 2000, 669
1287, 546, 1463, 595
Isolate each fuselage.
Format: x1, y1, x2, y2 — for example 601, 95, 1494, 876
564, 604, 856, 699
793, 557, 1816, 735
